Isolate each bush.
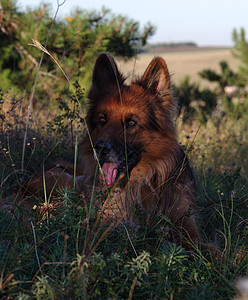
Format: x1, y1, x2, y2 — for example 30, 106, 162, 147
173, 76, 217, 123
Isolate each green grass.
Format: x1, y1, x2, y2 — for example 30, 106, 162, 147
1, 91, 248, 299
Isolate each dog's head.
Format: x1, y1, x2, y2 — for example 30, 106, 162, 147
86, 53, 176, 186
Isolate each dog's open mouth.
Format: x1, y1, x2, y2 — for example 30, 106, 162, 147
100, 162, 126, 186
94, 140, 140, 187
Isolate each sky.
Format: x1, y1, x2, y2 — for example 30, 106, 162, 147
17, 0, 248, 46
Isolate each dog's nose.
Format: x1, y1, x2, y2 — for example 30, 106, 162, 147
94, 140, 112, 156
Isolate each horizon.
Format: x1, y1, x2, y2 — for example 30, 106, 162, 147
16, 0, 248, 47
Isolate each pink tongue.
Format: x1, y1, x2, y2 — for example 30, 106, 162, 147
101, 162, 118, 186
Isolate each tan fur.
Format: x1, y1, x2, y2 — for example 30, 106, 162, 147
18, 53, 221, 257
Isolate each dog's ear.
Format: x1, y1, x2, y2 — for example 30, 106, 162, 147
91, 53, 124, 90
141, 57, 171, 95
139, 57, 175, 114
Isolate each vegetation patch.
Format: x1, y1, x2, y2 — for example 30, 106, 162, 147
1, 1, 248, 299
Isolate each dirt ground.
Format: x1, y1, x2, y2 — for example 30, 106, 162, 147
117, 48, 239, 87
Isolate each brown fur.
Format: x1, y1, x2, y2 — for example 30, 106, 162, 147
19, 53, 220, 256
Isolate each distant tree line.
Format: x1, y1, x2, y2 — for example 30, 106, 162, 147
142, 42, 197, 53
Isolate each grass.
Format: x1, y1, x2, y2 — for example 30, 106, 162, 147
1, 51, 248, 298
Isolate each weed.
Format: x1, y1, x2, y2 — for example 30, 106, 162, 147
1, 46, 248, 300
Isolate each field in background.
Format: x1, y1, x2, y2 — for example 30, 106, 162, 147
118, 48, 240, 87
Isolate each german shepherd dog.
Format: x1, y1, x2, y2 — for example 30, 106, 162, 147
20, 53, 220, 256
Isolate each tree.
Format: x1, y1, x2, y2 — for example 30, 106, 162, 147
0, 0, 155, 101
173, 76, 217, 123
232, 28, 248, 86
199, 61, 240, 91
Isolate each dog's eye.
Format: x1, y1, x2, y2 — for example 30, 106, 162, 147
98, 114, 106, 125
127, 119, 136, 128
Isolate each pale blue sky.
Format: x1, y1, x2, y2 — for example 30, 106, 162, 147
17, 0, 248, 46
